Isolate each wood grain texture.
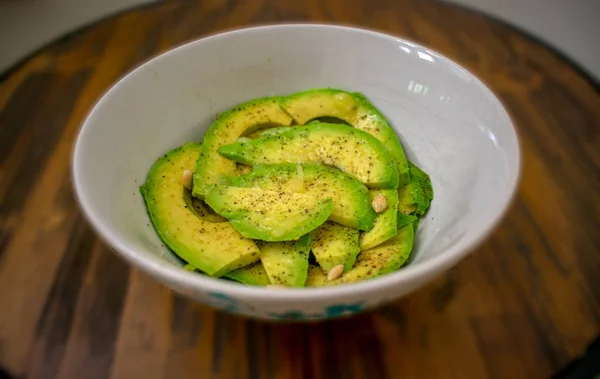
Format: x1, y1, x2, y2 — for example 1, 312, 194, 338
0, 0, 599, 378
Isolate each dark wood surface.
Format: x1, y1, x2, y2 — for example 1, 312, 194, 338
1, 0, 599, 378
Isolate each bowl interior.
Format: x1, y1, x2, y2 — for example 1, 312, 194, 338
74, 25, 519, 292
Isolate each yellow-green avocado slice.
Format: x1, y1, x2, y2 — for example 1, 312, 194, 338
359, 189, 399, 251
218, 123, 399, 189
310, 221, 360, 272
306, 223, 414, 286
192, 97, 293, 198
140, 142, 260, 277
259, 234, 311, 287
225, 163, 376, 231
281, 88, 410, 185
399, 161, 434, 217
223, 261, 272, 286
204, 185, 333, 242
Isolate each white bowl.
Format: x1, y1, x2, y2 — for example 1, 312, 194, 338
72, 24, 520, 321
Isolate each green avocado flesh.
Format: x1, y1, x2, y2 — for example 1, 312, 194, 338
140, 142, 260, 277
306, 223, 415, 286
192, 97, 293, 198
259, 234, 311, 287
398, 161, 434, 217
397, 212, 418, 229
190, 198, 227, 223
218, 122, 399, 189
141, 89, 435, 288
223, 261, 271, 286
281, 88, 410, 185
204, 184, 333, 241
359, 189, 399, 251
226, 163, 376, 230
310, 221, 360, 272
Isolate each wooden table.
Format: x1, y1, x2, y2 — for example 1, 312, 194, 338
1, 1, 599, 378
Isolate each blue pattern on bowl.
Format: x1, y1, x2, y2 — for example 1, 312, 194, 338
202, 291, 366, 320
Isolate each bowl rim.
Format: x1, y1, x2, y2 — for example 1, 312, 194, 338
72, 23, 521, 302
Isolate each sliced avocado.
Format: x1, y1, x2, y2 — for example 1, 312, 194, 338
140, 142, 260, 277
246, 126, 295, 138
190, 198, 226, 223
192, 97, 293, 198
306, 223, 414, 286
244, 126, 295, 139
310, 221, 360, 272
218, 123, 399, 189
204, 185, 333, 241
281, 88, 410, 185
185, 259, 272, 286
398, 161, 434, 217
226, 163, 376, 230
259, 234, 311, 287
359, 189, 399, 251
397, 212, 418, 229
236, 163, 253, 175
307, 116, 350, 125
223, 261, 271, 286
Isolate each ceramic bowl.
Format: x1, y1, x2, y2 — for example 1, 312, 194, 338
72, 24, 520, 321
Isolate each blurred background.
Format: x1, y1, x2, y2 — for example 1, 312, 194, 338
1, 0, 599, 79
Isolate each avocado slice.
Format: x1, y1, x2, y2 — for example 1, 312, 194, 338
236, 163, 253, 175
281, 88, 410, 185
310, 221, 360, 272
192, 97, 293, 198
140, 142, 261, 277
204, 185, 333, 241
397, 212, 418, 229
245, 126, 295, 138
223, 261, 272, 286
190, 197, 227, 223
218, 123, 399, 189
398, 161, 434, 217
359, 189, 399, 251
306, 223, 415, 286
225, 163, 376, 230
182, 260, 272, 286
259, 234, 311, 287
